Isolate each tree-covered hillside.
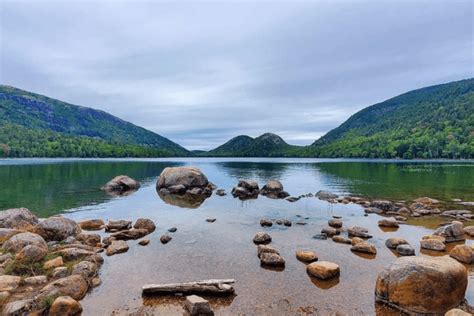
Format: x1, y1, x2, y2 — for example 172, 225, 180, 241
310, 78, 474, 159
0, 85, 189, 157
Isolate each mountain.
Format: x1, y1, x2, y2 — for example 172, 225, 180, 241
0, 85, 189, 157
310, 78, 474, 159
204, 133, 300, 157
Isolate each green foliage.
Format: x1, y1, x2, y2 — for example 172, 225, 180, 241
0, 85, 189, 157
4, 259, 45, 277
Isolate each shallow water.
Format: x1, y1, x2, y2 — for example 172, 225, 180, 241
1, 158, 473, 315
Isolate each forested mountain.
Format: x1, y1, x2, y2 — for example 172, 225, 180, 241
204, 133, 300, 157
0, 85, 189, 157
310, 78, 473, 159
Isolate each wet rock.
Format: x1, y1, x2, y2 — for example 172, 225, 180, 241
24, 275, 47, 285
351, 237, 364, 246
78, 219, 105, 231
157, 167, 209, 191
111, 228, 149, 240
315, 190, 338, 200
378, 217, 399, 228
138, 239, 150, 246
449, 245, 473, 264
84, 253, 104, 266
101, 175, 140, 192
385, 237, 409, 249
257, 245, 279, 258
44, 256, 64, 270
3, 232, 47, 253
306, 261, 340, 280
71, 261, 98, 279
160, 235, 172, 244
33, 216, 81, 241
433, 221, 465, 242
75, 233, 101, 247
0, 208, 38, 230
102, 236, 115, 246
49, 295, 82, 316
260, 252, 285, 267
215, 189, 226, 196
53, 267, 69, 279
375, 256, 467, 314
106, 240, 129, 256
105, 220, 132, 232
351, 241, 377, 254
286, 197, 300, 202
0, 275, 21, 291
185, 295, 214, 316
231, 180, 259, 199
441, 210, 472, 220
206, 218, 216, 223
168, 227, 177, 233
396, 244, 415, 256
15, 244, 47, 263
260, 180, 289, 199
321, 226, 339, 237
253, 232, 272, 244
420, 238, 446, 252
133, 218, 156, 233
370, 200, 395, 212
395, 215, 407, 221
296, 250, 318, 263
2, 299, 34, 315
332, 236, 352, 244
328, 219, 342, 229
260, 219, 273, 227
348, 227, 372, 239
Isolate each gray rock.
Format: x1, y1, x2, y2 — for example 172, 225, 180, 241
260, 252, 285, 267
101, 175, 140, 192
105, 219, 132, 232
385, 237, 409, 249
260, 219, 273, 227
3, 232, 47, 253
157, 167, 209, 190
33, 216, 81, 241
328, 218, 342, 228
253, 232, 272, 244
133, 218, 156, 233
433, 221, 465, 242
348, 226, 372, 239
312, 234, 327, 240
71, 261, 98, 279
160, 235, 172, 244
0, 208, 38, 230
370, 200, 395, 212
396, 244, 415, 256
315, 190, 338, 200
185, 295, 214, 316
106, 240, 129, 255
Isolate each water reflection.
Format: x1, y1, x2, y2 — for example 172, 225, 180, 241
157, 190, 210, 209
308, 275, 340, 290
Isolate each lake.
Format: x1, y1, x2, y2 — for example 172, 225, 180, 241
1, 158, 473, 315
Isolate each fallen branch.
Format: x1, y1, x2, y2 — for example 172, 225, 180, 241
142, 279, 236, 295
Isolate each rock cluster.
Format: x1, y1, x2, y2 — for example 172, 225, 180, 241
253, 234, 285, 268
231, 180, 260, 199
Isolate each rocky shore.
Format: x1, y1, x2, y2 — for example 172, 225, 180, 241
0, 166, 472, 315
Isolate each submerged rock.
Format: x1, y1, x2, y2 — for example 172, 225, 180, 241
257, 245, 279, 258
315, 190, 338, 200
396, 244, 415, 256
375, 256, 467, 314
253, 232, 272, 244
101, 175, 140, 193
296, 250, 318, 263
260, 252, 285, 267
0, 208, 38, 230
306, 261, 340, 280
33, 216, 81, 241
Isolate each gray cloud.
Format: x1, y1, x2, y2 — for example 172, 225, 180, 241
1, 0, 472, 150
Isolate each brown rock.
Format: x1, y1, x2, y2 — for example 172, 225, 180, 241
260, 252, 285, 267
306, 261, 340, 280
321, 226, 339, 237
101, 175, 140, 192
463, 226, 474, 237
385, 237, 409, 249
106, 240, 129, 256
348, 226, 372, 238
75, 233, 101, 247
138, 239, 150, 246
111, 228, 149, 240
253, 232, 272, 244
433, 221, 465, 243
160, 235, 172, 244
71, 261, 98, 279
157, 167, 209, 190
44, 256, 64, 270
378, 217, 399, 228
105, 220, 132, 232
260, 219, 273, 227
351, 237, 364, 245
0, 208, 38, 230
57, 248, 95, 261
0, 275, 21, 292
296, 250, 318, 263
49, 295, 82, 316
449, 245, 473, 264
3, 232, 47, 253
15, 245, 47, 263
328, 219, 343, 228
351, 241, 377, 254
375, 256, 467, 314
133, 218, 156, 233
37, 274, 88, 301
33, 216, 81, 241
332, 236, 352, 244
445, 309, 472, 316
420, 239, 446, 252
257, 245, 279, 258
78, 219, 104, 231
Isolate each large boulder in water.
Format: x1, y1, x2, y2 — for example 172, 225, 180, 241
0, 208, 38, 230
260, 180, 289, 199
33, 216, 81, 241
375, 256, 467, 314
101, 175, 140, 193
157, 167, 209, 190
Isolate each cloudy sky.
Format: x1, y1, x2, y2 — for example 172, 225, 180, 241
1, 0, 472, 150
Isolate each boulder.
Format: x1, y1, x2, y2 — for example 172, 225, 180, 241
0, 208, 38, 230
33, 216, 81, 241
260, 219, 273, 227
133, 218, 156, 233
157, 167, 209, 191
253, 232, 272, 244
231, 180, 259, 199
260, 253, 285, 267
348, 227, 372, 238
37, 275, 88, 301
260, 180, 289, 199
328, 218, 343, 229
0, 228, 20, 243
306, 261, 340, 280
15, 244, 47, 263
3, 232, 47, 253
0, 275, 21, 291
449, 245, 473, 264
257, 245, 279, 258
105, 220, 132, 232
78, 219, 104, 231
75, 233, 101, 247
351, 241, 377, 254
295, 250, 318, 263
375, 256, 468, 314
71, 261, 98, 279
106, 240, 129, 256
315, 190, 338, 200
433, 221, 465, 242
420, 238, 446, 251
385, 237, 409, 249
185, 295, 214, 316
49, 296, 82, 316
370, 200, 394, 212
378, 217, 399, 228
332, 236, 352, 244
101, 175, 140, 192
44, 256, 64, 270
396, 244, 415, 256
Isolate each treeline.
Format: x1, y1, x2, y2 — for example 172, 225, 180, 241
0, 124, 185, 158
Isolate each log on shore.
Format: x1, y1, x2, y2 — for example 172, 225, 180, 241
142, 279, 236, 295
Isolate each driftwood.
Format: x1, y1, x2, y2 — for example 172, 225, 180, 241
142, 279, 235, 295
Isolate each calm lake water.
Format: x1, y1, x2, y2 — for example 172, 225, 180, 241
0, 158, 473, 315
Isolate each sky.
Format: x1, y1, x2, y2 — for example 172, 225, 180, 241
0, 0, 473, 150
